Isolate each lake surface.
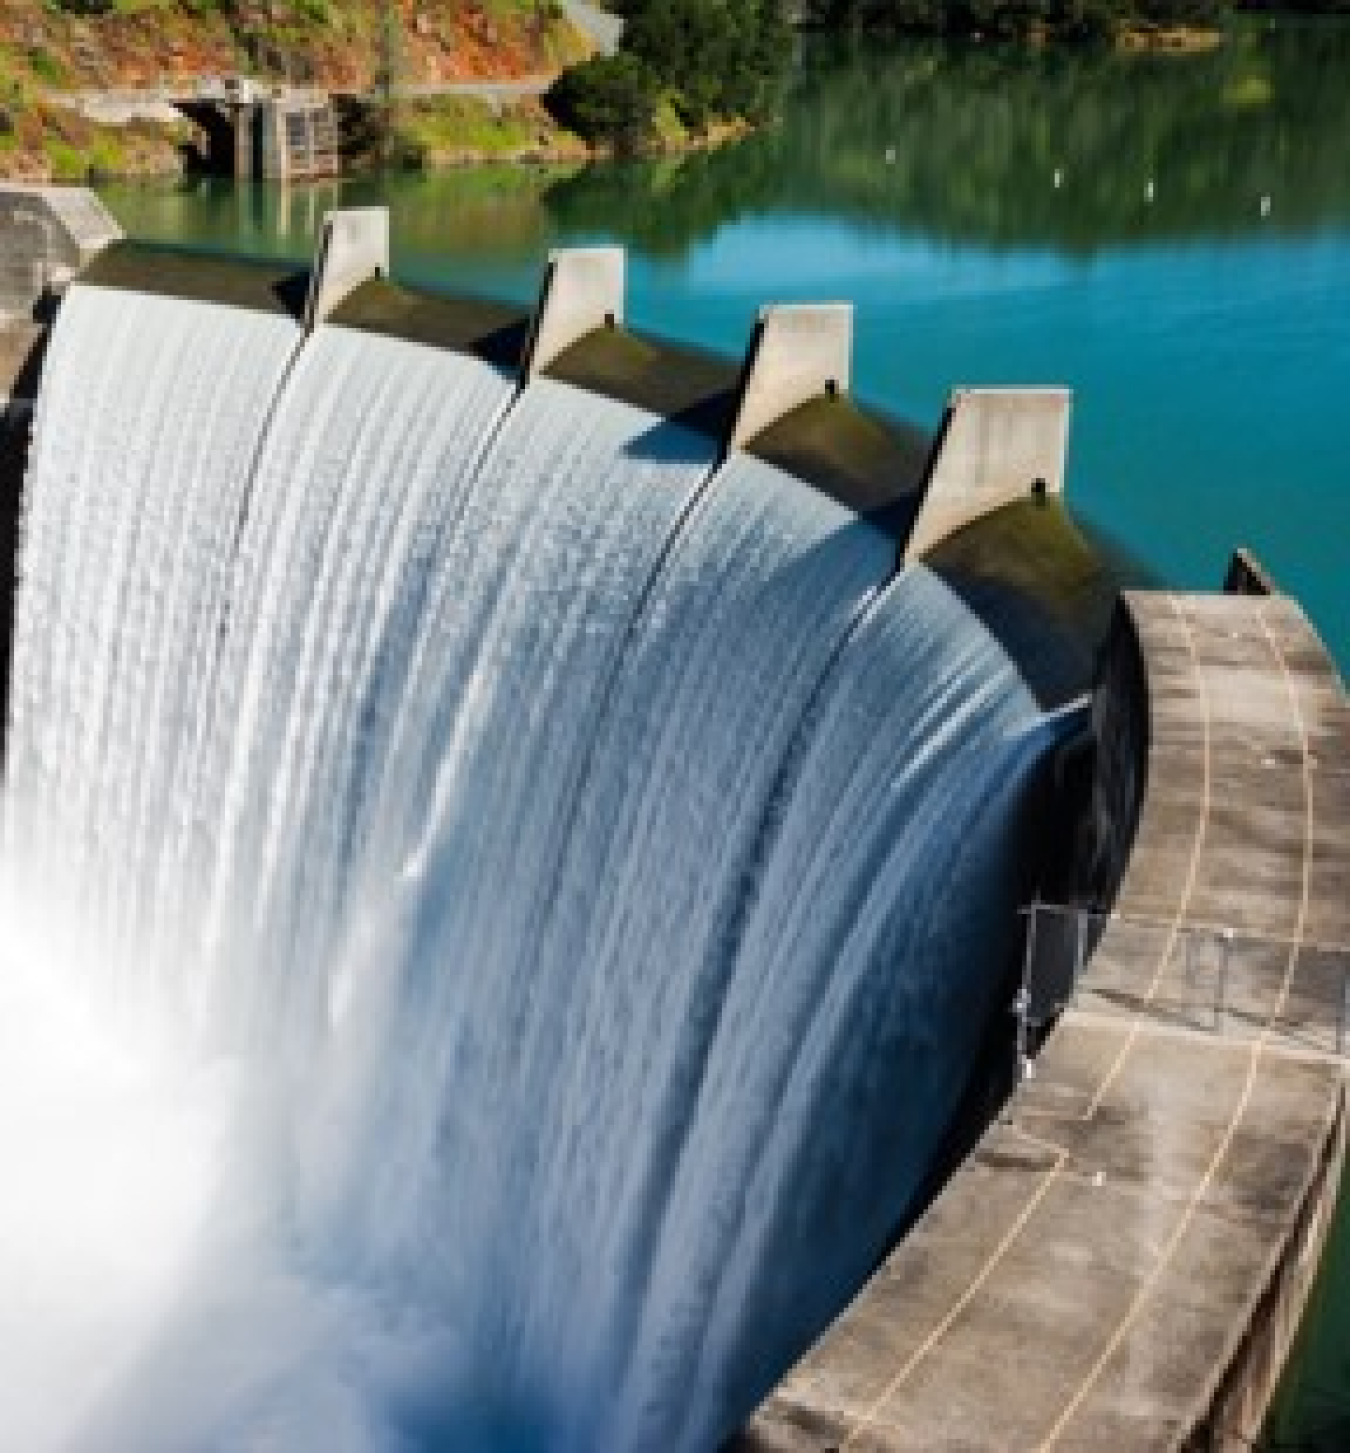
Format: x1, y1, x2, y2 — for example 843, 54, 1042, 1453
102, 22, 1350, 671
97, 22, 1349, 1446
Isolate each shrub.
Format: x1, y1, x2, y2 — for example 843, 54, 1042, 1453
546, 52, 656, 153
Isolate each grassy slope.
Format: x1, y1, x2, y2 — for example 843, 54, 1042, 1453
0, 0, 593, 180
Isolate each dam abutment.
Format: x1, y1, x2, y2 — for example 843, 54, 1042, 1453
743, 581, 1349, 1451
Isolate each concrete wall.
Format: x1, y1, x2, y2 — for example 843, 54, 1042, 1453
1076, 601, 1150, 912
259, 97, 340, 182
1203, 1092, 1347, 1450
303, 208, 391, 332
523, 247, 626, 383
905, 387, 1071, 561
0, 187, 123, 319
741, 586, 1349, 1451
727, 303, 852, 453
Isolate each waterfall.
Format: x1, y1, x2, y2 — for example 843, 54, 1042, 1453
1, 283, 1060, 1451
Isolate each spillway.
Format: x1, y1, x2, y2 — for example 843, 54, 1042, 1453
0, 280, 1064, 1450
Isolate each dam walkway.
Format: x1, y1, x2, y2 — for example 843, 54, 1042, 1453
743, 588, 1350, 1451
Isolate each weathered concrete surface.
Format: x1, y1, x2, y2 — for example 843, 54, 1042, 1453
728, 304, 853, 453
740, 589, 1348, 1452
328, 278, 530, 371
524, 246, 625, 383
303, 207, 390, 332
905, 388, 1071, 562
925, 498, 1117, 709
83, 241, 307, 318
0, 186, 123, 319
747, 395, 928, 528
259, 95, 340, 181
547, 324, 742, 440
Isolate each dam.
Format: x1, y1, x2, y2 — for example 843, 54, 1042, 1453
0, 192, 1345, 1450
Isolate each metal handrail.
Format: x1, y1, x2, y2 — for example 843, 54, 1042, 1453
1012, 899, 1350, 1072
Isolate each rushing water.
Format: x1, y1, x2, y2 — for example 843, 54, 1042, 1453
28, 20, 1350, 1448
2, 275, 1057, 1448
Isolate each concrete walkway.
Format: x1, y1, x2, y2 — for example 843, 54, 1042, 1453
741, 589, 1350, 1451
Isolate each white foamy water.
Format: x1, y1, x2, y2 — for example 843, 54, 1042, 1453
2, 283, 1059, 1450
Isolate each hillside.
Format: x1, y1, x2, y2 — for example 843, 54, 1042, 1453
0, 1, 595, 181
0, 2, 589, 94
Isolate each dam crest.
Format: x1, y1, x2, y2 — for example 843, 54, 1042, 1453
0, 194, 1346, 1451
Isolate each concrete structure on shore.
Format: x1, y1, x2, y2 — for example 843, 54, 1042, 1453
179, 83, 339, 181
2, 194, 1346, 1449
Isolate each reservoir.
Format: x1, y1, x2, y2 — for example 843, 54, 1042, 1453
101, 21, 1350, 672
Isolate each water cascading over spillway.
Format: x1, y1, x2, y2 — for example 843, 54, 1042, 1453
2, 280, 1061, 1450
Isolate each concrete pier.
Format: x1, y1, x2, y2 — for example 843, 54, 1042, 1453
728, 303, 853, 454
303, 208, 391, 331
740, 587, 1349, 1451
523, 247, 626, 384
906, 387, 1071, 562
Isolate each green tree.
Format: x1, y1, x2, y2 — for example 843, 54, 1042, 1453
546, 52, 657, 153
550, 0, 793, 148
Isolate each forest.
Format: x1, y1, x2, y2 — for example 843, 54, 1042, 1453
806, 0, 1349, 38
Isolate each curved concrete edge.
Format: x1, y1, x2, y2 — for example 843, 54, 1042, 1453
740, 585, 1350, 1452
0, 184, 121, 259
303, 207, 391, 333
1205, 1088, 1347, 1445
522, 246, 626, 384
904, 386, 1071, 563
1, 185, 122, 322
727, 303, 853, 455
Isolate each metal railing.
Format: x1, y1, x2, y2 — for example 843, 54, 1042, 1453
1012, 900, 1350, 1079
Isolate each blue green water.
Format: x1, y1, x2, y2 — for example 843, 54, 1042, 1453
96, 23, 1349, 1443
101, 24, 1350, 671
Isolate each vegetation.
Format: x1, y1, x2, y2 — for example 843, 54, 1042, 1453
0, 0, 592, 180
0, 92, 191, 181
546, 0, 792, 153
540, 24, 1350, 255
358, 93, 587, 169
803, 0, 1224, 41
804, 0, 1350, 40
13, 2, 587, 95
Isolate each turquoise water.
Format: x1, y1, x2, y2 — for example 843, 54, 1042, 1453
101, 24, 1350, 670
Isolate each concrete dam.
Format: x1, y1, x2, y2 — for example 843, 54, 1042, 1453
0, 191, 1345, 1451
